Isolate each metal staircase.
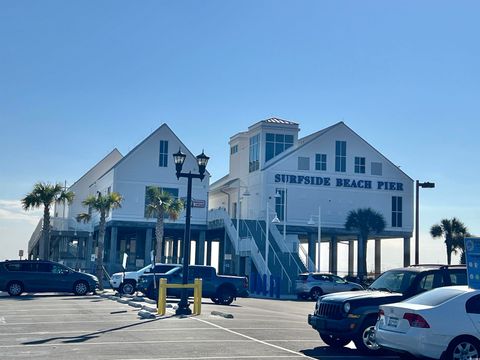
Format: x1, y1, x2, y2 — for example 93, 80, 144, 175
208, 208, 308, 294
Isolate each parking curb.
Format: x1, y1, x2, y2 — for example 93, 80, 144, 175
141, 304, 157, 312
138, 309, 156, 319
211, 310, 234, 319
128, 301, 142, 308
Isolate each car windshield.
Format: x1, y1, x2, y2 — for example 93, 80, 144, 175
403, 287, 466, 306
140, 264, 154, 272
368, 270, 417, 293
165, 267, 181, 275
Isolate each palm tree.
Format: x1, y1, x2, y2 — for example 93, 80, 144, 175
76, 191, 123, 290
145, 186, 184, 263
345, 208, 386, 280
22, 182, 75, 260
430, 218, 468, 265
457, 231, 472, 265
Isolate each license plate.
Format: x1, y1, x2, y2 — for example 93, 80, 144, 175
387, 317, 399, 327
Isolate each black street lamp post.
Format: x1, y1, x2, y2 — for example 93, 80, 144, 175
173, 148, 209, 315
415, 180, 435, 265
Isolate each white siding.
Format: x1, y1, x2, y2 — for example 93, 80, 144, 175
112, 124, 209, 225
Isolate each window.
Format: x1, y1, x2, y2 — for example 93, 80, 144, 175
315, 154, 327, 171
265, 133, 294, 162
405, 287, 465, 306
335, 141, 346, 172
37, 262, 53, 273
354, 157, 366, 173
275, 189, 286, 221
392, 196, 403, 227
249, 134, 260, 172
416, 272, 445, 292
188, 266, 214, 280
298, 157, 310, 170
5, 263, 21, 272
159, 140, 168, 167
371, 162, 382, 176
144, 186, 179, 218
449, 270, 467, 285
466, 295, 480, 314
230, 145, 238, 155
52, 264, 68, 274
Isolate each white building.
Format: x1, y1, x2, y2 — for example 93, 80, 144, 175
29, 124, 211, 273
209, 118, 413, 289
28, 118, 413, 295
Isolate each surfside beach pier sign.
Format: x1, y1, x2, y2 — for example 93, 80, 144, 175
274, 173, 404, 191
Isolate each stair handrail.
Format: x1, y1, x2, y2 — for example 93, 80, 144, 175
298, 244, 315, 272
242, 219, 294, 293
255, 218, 304, 276
269, 221, 305, 273
208, 209, 239, 254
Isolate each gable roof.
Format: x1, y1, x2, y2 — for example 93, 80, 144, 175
95, 123, 211, 183
263, 121, 413, 181
68, 148, 123, 190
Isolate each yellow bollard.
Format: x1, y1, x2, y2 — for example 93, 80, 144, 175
156, 278, 202, 316
158, 278, 167, 315
193, 278, 202, 315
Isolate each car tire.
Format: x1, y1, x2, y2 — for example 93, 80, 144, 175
354, 317, 381, 354
445, 336, 480, 360
120, 281, 136, 295
210, 297, 220, 304
310, 287, 323, 301
73, 281, 89, 296
7, 281, 23, 296
320, 333, 351, 348
217, 286, 235, 305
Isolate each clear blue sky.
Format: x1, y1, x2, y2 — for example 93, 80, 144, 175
1, 1, 479, 266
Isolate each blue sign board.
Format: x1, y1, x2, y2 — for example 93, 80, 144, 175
464, 237, 480, 289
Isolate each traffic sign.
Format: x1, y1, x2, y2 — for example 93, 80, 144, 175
464, 237, 480, 289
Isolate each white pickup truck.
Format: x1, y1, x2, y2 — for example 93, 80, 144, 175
109, 263, 180, 294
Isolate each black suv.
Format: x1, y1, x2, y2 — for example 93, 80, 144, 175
0, 260, 99, 296
308, 264, 467, 354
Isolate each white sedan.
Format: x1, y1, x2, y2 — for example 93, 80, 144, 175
375, 286, 480, 360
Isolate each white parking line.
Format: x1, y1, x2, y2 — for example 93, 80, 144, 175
124, 356, 303, 360
191, 316, 318, 360
0, 327, 308, 337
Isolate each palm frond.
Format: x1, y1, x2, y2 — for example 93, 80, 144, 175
76, 213, 91, 223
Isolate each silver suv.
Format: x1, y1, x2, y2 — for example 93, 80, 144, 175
295, 272, 363, 300
110, 263, 179, 294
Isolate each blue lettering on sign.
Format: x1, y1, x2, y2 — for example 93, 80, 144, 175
377, 181, 403, 191
274, 174, 403, 191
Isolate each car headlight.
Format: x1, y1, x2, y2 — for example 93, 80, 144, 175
343, 302, 351, 313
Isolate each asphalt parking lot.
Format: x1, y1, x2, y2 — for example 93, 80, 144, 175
0, 291, 402, 360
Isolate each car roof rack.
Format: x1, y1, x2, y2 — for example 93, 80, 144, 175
407, 264, 465, 269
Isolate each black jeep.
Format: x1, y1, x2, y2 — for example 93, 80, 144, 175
308, 264, 467, 354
